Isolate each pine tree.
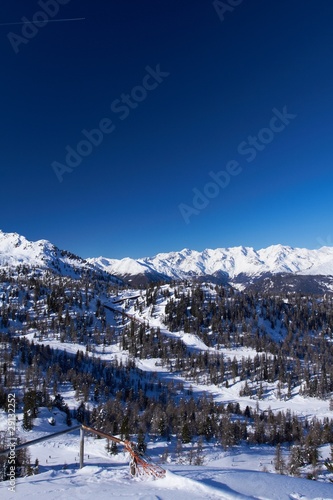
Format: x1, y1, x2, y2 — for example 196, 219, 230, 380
137, 429, 147, 453
194, 437, 205, 466
181, 422, 192, 444
23, 410, 33, 431
288, 445, 304, 476
110, 441, 119, 455
274, 443, 285, 474
34, 458, 39, 474
120, 416, 130, 440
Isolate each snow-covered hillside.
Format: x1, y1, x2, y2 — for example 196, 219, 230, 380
89, 244, 333, 284
2, 230, 333, 286
0, 230, 116, 281
4, 459, 333, 499
1, 408, 333, 500
1, 257, 333, 497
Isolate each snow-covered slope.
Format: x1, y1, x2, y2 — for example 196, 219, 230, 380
4, 463, 333, 500
90, 256, 169, 285
0, 230, 114, 280
3, 230, 333, 286
89, 244, 333, 284
1, 408, 332, 499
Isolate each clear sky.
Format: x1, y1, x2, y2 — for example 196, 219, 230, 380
1, 0, 333, 258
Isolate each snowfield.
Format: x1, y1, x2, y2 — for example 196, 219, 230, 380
2, 229, 333, 284
1, 408, 333, 499
88, 244, 333, 281
2, 457, 333, 499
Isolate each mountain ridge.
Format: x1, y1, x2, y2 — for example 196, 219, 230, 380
0, 229, 118, 282
2, 230, 333, 290
88, 243, 333, 285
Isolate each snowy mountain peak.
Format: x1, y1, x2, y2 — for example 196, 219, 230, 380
2, 230, 333, 287
89, 244, 333, 285
0, 230, 117, 280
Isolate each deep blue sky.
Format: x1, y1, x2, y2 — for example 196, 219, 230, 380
1, 0, 333, 258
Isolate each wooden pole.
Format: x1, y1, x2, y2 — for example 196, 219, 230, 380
80, 427, 84, 468
0, 425, 81, 457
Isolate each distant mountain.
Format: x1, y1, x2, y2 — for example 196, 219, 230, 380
0, 230, 118, 282
88, 245, 333, 291
2, 230, 333, 292
88, 256, 170, 286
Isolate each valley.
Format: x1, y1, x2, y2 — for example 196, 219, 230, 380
0, 231, 333, 497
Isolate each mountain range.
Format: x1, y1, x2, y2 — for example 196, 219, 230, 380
0, 229, 114, 281
1, 230, 333, 292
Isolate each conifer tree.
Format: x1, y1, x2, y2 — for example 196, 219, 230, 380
274, 443, 285, 474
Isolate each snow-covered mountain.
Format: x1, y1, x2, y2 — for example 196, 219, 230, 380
0, 230, 116, 281
88, 244, 333, 287
2, 230, 333, 289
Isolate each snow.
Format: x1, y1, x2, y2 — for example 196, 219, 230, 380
2, 229, 333, 283
2, 447, 333, 499
88, 244, 333, 281
0, 230, 116, 281
1, 231, 333, 497
0, 231, 86, 277
1, 342, 332, 499
91, 256, 154, 277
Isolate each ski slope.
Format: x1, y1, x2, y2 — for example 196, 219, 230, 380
1, 408, 333, 499
2, 459, 333, 499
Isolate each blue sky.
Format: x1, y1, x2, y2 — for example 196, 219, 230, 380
1, 0, 333, 258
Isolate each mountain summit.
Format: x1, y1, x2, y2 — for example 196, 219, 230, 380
88, 244, 333, 287
2, 230, 333, 291
0, 230, 110, 280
